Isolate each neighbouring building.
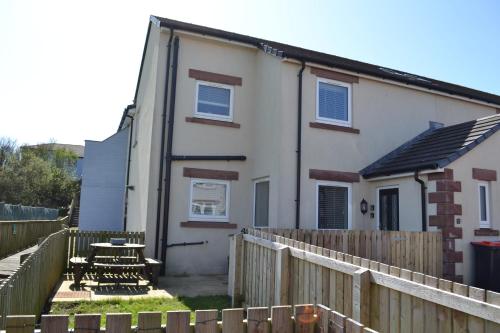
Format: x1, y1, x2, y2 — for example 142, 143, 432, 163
78, 129, 129, 231
107, 16, 498, 283
24, 143, 85, 179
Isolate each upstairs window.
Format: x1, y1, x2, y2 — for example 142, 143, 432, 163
479, 182, 490, 228
317, 182, 351, 229
195, 82, 233, 121
316, 78, 351, 127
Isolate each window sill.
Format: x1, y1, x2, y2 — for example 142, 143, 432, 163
474, 228, 499, 236
180, 221, 238, 229
186, 117, 240, 128
309, 122, 360, 134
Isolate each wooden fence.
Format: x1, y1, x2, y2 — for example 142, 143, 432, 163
65, 229, 145, 270
258, 228, 442, 277
0, 229, 68, 329
0, 217, 66, 259
229, 229, 500, 333
2, 304, 378, 332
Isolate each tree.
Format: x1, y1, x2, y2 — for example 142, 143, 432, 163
0, 137, 16, 167
0, 138, 80, 209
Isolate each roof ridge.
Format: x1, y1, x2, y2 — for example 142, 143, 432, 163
437, 120, 500, 167
362, 114, 500, 178
150, 15, 500, 106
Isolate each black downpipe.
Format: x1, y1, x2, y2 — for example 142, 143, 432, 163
154, 29, 174, 259
123, 113, 134, 231
160, 36, 180, 275
171, 155, 246, 161
295, 62, 305, 229
414, 171, 428, 231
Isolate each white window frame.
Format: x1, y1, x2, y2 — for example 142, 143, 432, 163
252, 177, 270, 228
376, 185, 399, 231
478, 182, 491, 228
315, 181, 352, 230
316, 78, 352, 127
194, 81, 234, 122
189, 178, 230, 222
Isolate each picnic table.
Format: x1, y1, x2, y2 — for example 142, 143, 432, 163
70, 242, 161, 287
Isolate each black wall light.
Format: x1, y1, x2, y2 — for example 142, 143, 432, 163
360, 199, 368, 215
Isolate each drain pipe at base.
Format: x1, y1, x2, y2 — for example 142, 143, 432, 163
414, 170, 428, 232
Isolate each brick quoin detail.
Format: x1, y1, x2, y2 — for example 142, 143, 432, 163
428, 168, 463, 282
428, 168, 454, 181
428, 191, 454, 204
436, 180, 462, 192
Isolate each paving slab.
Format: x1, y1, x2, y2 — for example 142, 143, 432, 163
0, 245, 38, 277
51, 274, 228, 302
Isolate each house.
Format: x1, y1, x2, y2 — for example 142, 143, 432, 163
24, 143, 84, 179
114, 16, 499, 283
78, 128, 130, 231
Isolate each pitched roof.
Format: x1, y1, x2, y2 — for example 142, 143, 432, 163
150, 16, 500, 107
361, 114, 500, 178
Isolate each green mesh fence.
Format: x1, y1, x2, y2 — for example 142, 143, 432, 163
0, 202, 59, 221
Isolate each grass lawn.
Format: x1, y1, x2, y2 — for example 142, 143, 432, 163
48, 295, 230, 328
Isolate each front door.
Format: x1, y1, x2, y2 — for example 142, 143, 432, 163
379, 188, 399, 231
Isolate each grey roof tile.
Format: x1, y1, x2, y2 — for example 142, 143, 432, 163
361, 114, 500, 178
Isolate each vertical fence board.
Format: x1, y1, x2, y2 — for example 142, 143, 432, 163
468, 287, 486, 333
166, 311, 191, 333
294, 304, 315, 333
5, 315, 35, 333
74, 314, 101, 333
247, 307, 269, 333
137, 312, 162, 333
40, 315, 68, 333
195, 309, 218, 333
389, 266, 401, 333
271, 305, 293, 333
106, 313, 132, 333
222, 308, 244, 333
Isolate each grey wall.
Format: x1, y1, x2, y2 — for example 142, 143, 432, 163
79, 128, 129, 231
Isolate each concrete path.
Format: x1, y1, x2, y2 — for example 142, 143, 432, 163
51, 274, 228, 302
0, 245, 38, 278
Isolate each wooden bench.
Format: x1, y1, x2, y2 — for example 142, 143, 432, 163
94, 262, 146, 286
69, 257, 89, 287
70, 256, 162, 287
145, 258, 162, 287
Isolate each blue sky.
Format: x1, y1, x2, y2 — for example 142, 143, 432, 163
1, 0, 499, 145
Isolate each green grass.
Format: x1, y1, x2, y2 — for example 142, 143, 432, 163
48, 295, 230, 328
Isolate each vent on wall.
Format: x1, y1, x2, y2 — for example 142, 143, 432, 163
260, 43, 284, 58
378, 67, 432, 84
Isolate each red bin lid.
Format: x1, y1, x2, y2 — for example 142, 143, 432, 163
471, 241, 500, 247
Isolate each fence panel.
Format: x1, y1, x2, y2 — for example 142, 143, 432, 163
5, 304, 376, 332
0, 203, 59, 221
0, 218, 66, 260
231, 230, 500, 333
261, 228, 442, 276
0, 229, 68, 329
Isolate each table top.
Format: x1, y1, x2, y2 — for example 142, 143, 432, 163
90, 242, 145, 249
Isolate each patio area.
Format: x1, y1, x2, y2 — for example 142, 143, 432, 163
51, 274, 228, 302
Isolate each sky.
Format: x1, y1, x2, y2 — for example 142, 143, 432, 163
1, 0, 499, 146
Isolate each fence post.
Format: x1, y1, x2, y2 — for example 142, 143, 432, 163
274, 246, 290, 305
352, 268, 370, 326
228, 234, 243, 307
